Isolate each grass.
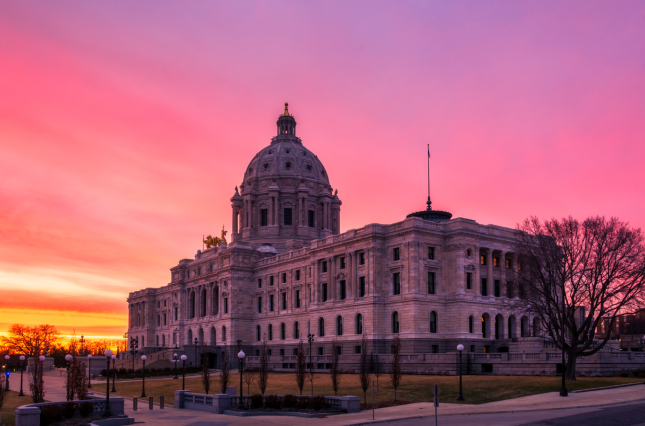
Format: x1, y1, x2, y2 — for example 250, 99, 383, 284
1, 390, 27, 425
107, 373, 643, 407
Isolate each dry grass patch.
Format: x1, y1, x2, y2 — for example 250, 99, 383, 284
1, 391, 27, 425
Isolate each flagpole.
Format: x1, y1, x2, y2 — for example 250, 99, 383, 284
427, 144, 430, 207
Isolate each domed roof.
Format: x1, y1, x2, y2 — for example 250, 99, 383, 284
241, 103, 331, 188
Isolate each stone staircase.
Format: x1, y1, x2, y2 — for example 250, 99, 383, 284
115, 348, 183, 371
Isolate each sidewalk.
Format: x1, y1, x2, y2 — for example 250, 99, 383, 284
36, 375, 645, 426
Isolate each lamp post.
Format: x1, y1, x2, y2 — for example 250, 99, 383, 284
181, 355, 187, 390
65, 354, 73, 401
18, 355, 25, 396
103, 349, 113, 417
456, 344, 464, 401
173, 353, 178, 379
237, 340, 245, 408
111, 355, 117, 392
80, 335, 86, 356
140, 355, 147, 398
87, 354, 93, 388
130, 339, 138, 372
4, 355, 10, 390
560, 280, 568, 397
307, 333, 314, 396
194, 337, 198, 367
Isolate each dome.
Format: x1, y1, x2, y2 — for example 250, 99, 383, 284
257, 244, 278, 254
406, 198, 452, 222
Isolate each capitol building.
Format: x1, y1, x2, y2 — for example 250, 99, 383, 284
126, 104, 539, 369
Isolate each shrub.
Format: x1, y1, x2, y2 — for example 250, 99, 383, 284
101, 369, 108, 377
164, 367, 171, 372
264, 394, 281, 409
40, 405, 64, 425
296, 396, 309, 409
250, 394, 263, 409
118, 368, 127, 375
282, 394, 297, 408
62, 402, 76, 418
620, 371, 630, 378
312, 395, 326, 411
79, 402, 94, 417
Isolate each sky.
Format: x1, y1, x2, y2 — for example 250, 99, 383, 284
1, 1, 644, 340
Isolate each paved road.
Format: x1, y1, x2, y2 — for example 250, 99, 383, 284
388, 401, 645, 426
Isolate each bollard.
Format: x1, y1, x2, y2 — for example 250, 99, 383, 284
160, 395, 164, 409
133, 397, 138, 411
149, 396, 154, 410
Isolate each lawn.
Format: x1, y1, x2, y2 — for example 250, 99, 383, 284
1, 391, 27, 426
107, 373, 643, 407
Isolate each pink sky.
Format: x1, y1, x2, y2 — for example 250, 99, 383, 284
1, 1, 644, 338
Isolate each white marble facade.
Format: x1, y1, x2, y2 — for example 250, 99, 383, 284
126, 105, 538, 363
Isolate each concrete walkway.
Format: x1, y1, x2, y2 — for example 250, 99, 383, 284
30, 375, 645, 426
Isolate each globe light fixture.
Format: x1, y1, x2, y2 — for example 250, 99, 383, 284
181, 354, 187, 390
173, 353, 178, 379
65, 354, 73, 401
18, 355, 25, 396
238, 347, 246, 407
141, 355, 147, 397
456, 344, 465, 401
103, 349, 113, 417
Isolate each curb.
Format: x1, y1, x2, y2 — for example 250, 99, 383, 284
571, 381, 645, 393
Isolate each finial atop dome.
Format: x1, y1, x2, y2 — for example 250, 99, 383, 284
282, 102, 291, 117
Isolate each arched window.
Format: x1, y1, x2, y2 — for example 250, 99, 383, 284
280, 323, 286, 340
430, 311, 437, 333
157, 315, 160, 326
336, 316, 343, 336
520, 316, 528, 337
210, 326, 216, 345
533, 318, 540, 337
268, 324, 273, 340
187, 329, 193, 345
201, 288, 207, 317
141, 336, 145, 347
469, 316, 474, 333
156, 335, 159, 346
162, 334, 166, 347
198, 327, 204, 344
256, 325, 261, 341
356, 314, 363, 335
222, 326, 227, 341
318, 318, 325, 337
508, 316, 516, 339
212, 285, 219, 315
392, 312, 399, 334
189, 291, 196, 319
482, 314, 490, 338
495, 314, 504, 339
294, 321, 299, 339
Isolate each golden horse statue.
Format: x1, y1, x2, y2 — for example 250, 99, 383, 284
204, 226, 228, 249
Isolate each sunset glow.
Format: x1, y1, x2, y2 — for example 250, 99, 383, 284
1, 1, 644, 339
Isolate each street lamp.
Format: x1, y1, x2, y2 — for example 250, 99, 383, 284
307, 333, 315, 396
87, 354, 93, 388
130, 339, 138, 372
65, 354, 73, 401
103, 349, 113, 417
173, 353, 178, 379
181, 354, 187, 390
140, 355, 147, 398
80, 335, 86, 356
18, 355, 25, 396
4, 355, 10, 390
560, 280, 568, 397
456, 344, 465, 401
111, 355, 117, 392
194, 337, 198, 367
237, 340, 245, 408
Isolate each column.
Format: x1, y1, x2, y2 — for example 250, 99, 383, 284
313, 260, 319, 303
275, 196, 280, 226
487, 248, 494, 297
500, 250, 506, 298
269, 197, 274, 226
366, 248, 372, 297
347, 252, 354, 298
328, 256, 336, 300
232, 205, 237, 234
248, 199, 253, 228
475, 246, 481, 296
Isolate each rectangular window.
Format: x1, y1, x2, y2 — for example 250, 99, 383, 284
494, 280, 501, 297
295, 270, 300, 281
224, 298, 228, 313
481, 278, 488, 296
270, 276, 274, 286
340, 257, 346, 269
431, 345, 439, 354
428, 272, 436, 294
164, 300, 167, 307
359, 252, 365, 265
261, 209, 268, 226
393, 272, 401, 295
470, 345, 475, 353
322, 283, 328, 302
257, 297, 262, 313
293, 348, 298, 355
255, 350, 260, 356
268, 349, 272, 356
322, 261, 328, 273
269, 295, 274, 311
284, 208, 292, 226
308, 210, 315, 227
336, 346, 342, 355
317, 347, 324, 355
258, 278, 262, 288
393, 247, 400, 261
354, 345, 362, 354
506, 258, 511, 269
296, 290, 301, 308
466, 273, 472, 290
428, 247, 435, 260
163, 313, 166, 326
282, 272, 287, 284
280, 349, 284, 356
174, 307, 178, 321
281, 292, 287, 310
359, 276, 366, 297
340, 280, 346, 300
480, 255, 486, 265
493, 257, 499, 267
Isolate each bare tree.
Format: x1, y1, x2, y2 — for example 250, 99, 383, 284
373, 353, 382, 391
295, 341, 306, 395
29, 356, 45, 403
330, 339, 341, 396
67, 357, 87, 401
389, 334, 402, 401
219, 350, 230, 394
258, 337, 269, 395
1, 324, 60, 357
0, 373, 7, 420
514, 216, 645, 380
201, 347, 211, 394
359, 333, 370, 404
243, 370, 257, 395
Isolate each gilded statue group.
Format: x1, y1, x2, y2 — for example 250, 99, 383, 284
204, 226, 228, 249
